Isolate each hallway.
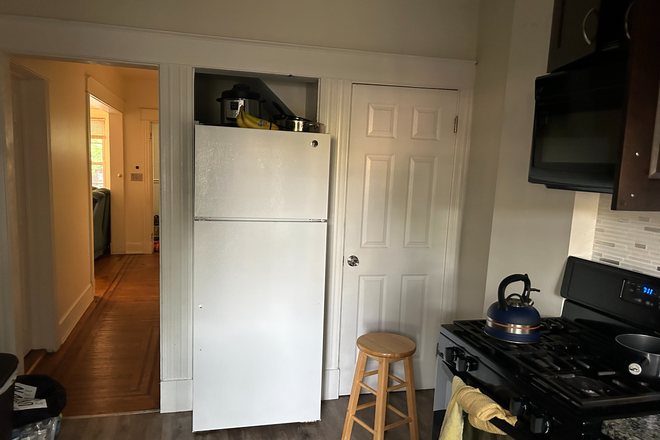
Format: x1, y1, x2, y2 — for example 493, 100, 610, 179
31, 253, 160, 416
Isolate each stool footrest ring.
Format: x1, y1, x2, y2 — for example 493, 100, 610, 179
389, 373, 405, 383
385, 417, 413, 432
387, 382, 408, 392
351, 415, 375, 434
358, 381, 378, 395
356, 401, 377, 411
387, 403, 408, 420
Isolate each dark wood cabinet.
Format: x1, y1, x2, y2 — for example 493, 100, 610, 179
548, 0, 601, 72
612, 0, 660, 211
547, 0, 632, 73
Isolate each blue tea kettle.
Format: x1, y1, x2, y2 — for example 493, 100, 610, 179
485, 274, 541, 344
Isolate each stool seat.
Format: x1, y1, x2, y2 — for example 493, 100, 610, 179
357, 333, 416, 359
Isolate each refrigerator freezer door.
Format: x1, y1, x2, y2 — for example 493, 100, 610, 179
192, 220, 327, 431
195, 125, 331, 220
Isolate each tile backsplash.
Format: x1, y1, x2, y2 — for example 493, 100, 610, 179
592, 194, 660, 277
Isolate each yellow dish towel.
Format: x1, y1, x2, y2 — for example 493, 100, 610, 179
439, 376, 517, 440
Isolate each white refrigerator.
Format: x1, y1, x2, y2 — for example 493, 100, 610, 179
192, 125, 331, 432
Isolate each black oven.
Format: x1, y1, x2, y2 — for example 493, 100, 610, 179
433, 258, 660, 440
529, 56, 628, 193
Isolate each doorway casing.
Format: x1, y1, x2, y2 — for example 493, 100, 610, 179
7, 62, 58, 366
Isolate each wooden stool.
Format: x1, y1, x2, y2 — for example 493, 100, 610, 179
341, 333, 418, 440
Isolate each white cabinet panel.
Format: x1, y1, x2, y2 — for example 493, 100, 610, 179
192, 220, 327, 431
194, 126, 330, 220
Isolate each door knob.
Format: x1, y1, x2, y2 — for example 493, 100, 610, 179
347, 255, 359, 267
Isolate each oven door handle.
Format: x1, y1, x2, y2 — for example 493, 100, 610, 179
489, 417, 537, 440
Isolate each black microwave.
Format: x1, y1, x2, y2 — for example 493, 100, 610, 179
529, 57, 628, 193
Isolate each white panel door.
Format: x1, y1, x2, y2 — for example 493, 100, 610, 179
194, 125, 330, 220
193, 220, 326, 432
339, 84, 459, 393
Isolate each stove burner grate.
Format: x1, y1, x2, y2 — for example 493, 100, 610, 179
453, 318, 660, 408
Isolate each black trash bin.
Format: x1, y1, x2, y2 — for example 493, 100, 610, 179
12, 375, 66, 429
0, 354, 18, 440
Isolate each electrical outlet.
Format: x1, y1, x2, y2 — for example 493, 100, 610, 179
131, 173, 143, 181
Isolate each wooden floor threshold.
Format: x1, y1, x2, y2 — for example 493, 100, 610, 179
65, 409, 161, 420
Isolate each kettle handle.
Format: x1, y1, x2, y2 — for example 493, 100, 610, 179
497, 274, 531, 311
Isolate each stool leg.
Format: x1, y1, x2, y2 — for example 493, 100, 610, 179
373, 357, 390, 440
403, 356, 419, 440
341, 351, 368, 440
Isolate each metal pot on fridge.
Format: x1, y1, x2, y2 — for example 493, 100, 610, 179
271, 102, 325, 133
616, 334, 660, 381
485, 274, 542, 344
218, 84, 262, 126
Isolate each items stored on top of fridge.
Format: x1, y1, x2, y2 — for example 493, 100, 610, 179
272, 102, 325, 133
235, 107, 279, 130
217, 84, 262, 126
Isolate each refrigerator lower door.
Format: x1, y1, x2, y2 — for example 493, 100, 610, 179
192, 220, 327, 431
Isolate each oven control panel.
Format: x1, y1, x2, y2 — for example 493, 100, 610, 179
620, 279, 660, 311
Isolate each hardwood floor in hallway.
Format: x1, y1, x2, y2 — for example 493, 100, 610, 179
32, 253, 160, 416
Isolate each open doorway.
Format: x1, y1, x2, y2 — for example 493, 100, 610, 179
10, 57, 160, 416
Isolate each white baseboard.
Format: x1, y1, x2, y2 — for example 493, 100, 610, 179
161, 371, 336, 414
322, 368, 340, 400
126, 242, 144, 254
57, 283, 94, 344
161, 379, 193, 413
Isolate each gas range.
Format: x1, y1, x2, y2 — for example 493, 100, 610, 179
433, 258, 660, 440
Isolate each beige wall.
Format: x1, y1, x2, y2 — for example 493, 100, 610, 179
455, 0, 516, 319
0, 0, 479, 60
11, 58, 126, 342
457, 0, 578, 319
9, 58, 158, 343
483, 0, 575, 317
123, 75, 158, 252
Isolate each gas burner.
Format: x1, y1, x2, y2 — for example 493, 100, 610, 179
452, 318, 660, 408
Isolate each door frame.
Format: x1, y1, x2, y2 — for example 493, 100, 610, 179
141, 109, 159, 254
0, 14, 474, 410
6, 62, 58, 364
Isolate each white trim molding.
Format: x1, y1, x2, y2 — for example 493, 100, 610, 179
159, 64, 194, 387
0, 14, 476, 411
318, 78, 352, 400
57, 283, 93, 344
321, 368, 340, 401
0, 54, 20, 358
141, 113, 158, 255
140, 108, 158, 121
440, 88, 474, 325
87, 76, 125, 112
161, 379, 192, 413
0, 15, 475, 90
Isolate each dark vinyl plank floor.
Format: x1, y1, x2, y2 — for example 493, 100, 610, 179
56, 390, 435, 439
